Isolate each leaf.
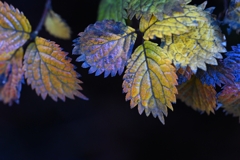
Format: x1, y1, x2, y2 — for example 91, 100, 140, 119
177, 75, 217, 114
176, 66, 193, 85
0, 48, 24, 105
196, 60, 235, 87
126, 0, 191, 21
122, 41, 178, 124
23, 37, 88, 101
224, 45, 240, 82
44, 9, 71, 39
222, 0, 240, 34
218, 82, 240, 122
162, 4, 226, 73
72, 20, 137, 77
139, 4, 207, 40
0, 2, 31, 54
97, 0, 129, 24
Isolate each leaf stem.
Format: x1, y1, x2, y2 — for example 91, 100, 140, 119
30, 0, 51, 40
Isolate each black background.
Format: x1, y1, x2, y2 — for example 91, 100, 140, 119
0, 0, 240, 159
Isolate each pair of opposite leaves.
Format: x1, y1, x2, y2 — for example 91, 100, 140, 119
71, 0, 240, 124
0, 1, 87, 106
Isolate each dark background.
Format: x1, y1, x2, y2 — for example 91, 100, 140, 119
0, 0, 239, 159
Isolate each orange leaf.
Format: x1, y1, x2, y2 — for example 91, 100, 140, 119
0, 48, 24, 105
23, 37, 88, 101
177, 75, 217, 114
0, 2, 31, 54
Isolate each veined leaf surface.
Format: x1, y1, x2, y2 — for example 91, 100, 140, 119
0, 48, 24, 105
126, 0, 191, 21
162, 6, 226, 73
139, 5, 207, 40
177, 75, 216, 114
0, 2, 31, 54
72, 20, 137, 77
218, 83, 240, 122
23, 37, 88, 101
97, 0, 129, 24
123, 41, 178, 124
44, 9, 71, 39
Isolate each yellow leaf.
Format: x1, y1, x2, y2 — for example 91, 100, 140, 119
140, 4, 207, 40
0, 48, 24, 105
44, 10, 71, 39
23, 37, 87, 101
162, 6, 226, 73
0, 2, 31, 54
177, 75, 216, 114
123, 41, 178, 124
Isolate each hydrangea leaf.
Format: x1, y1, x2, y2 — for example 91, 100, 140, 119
139, 4, 207, 40
0, 48, 24, 105
97, 0, 129, 24
223, 45, 240, 82
177, 75, 217, 114
222, 0, 240, 34
122, 41, 178, 124
162, 4, 226, 73
23, 37, 88, 102
126, 0, 191, 21
44, 9, 71, 39
218, 82, 240, 122
0, 2, 31, 54
72, 20, 137, 77
176, 66, 193, 85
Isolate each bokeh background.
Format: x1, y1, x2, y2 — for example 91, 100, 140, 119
0, 0, 239, 159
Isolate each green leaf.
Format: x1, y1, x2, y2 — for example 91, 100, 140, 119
177, 75, 217, 114
73, 20, 137, 77
97, 0, 129, 24
123, 41, 178, 124
126, 0, 191, 21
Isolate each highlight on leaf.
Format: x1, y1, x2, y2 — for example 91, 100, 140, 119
72, 20, 137, 77
0, 48, 24, 106
97, 0, 129, 24
162, 3, 226, 73
44, 9, 71, 39
126, 0, 191, 21
23, 37, 88, 102
0, 1, 31, 54
177, 75, 216, 114
122, 41, 178, 124
139, 4, 207, 40
218, 82, 240, 122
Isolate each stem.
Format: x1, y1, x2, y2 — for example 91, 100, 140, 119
30, 0, 51, 40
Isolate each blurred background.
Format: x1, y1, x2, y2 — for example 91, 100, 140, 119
0, 0, 239, 159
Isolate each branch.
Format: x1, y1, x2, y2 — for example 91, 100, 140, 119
30, 0, 51, 40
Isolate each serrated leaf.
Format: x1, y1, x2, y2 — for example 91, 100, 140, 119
139, 5, 207, 40
23, 37, 88, 102
218, 82, 240, 122
162, 5, 226, 73
0, 48, 24, 105
44, 9, 71, 39
122, 41, 178, 124
224, 45, 240, 82
223, 0, 240, 34
0, 2, 31, 54
72, 20, 137, 77
177, 75, 216, 114
196, 60, 235, 87
97, 0, 129, 24
127, 0, 191, 21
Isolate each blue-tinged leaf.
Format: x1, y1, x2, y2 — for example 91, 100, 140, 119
72, 20, 137, 77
